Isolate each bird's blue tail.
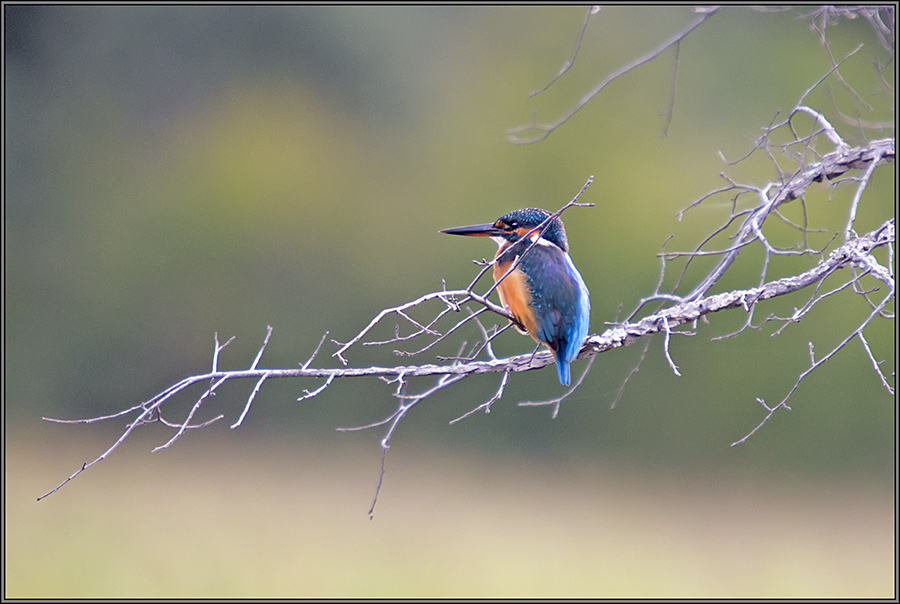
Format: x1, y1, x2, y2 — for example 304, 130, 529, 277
554, 351, 572, 386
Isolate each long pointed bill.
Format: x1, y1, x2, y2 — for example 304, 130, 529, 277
440, 223, 506, 237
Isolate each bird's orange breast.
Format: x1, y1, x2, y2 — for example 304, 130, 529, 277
493, 259, 540, 342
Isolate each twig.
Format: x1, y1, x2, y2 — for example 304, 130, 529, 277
610, 338, 651, 409
662, 316, 682, 377
450, 370, 511, 424
518, 355, 595, 419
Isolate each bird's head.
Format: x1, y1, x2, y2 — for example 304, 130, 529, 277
441, 207, 569, 252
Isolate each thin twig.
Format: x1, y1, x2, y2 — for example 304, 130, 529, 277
518, 355, 595, 419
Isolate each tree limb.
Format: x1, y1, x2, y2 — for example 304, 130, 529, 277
38, 216, 894, 503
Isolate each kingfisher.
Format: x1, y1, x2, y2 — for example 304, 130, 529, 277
442, 208, 590, 386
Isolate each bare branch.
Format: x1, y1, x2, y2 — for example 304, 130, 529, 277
682, 137, 894, 302
39, 213, 893, 501
659, 38, 680, 138
450, 370, 511, 424
844, 156, 879, 242
529, 5, 601, 97
507, 6, 721, 144
731, 280, 893, 447
610, 338, 652, 409
859, 332, 895, 395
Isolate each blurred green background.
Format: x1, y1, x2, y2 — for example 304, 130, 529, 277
5, 5, 894, 598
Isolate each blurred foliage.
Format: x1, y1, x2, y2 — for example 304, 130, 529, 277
5, 7, 895, 484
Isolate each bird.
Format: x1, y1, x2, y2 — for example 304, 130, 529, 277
441, 208, 590, 386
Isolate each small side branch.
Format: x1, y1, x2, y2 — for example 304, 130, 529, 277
529, 5, 601, 97
518, 355, 595, 419
450, 370, 511, 424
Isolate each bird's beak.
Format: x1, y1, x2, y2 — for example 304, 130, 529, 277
440, 223, 505, 237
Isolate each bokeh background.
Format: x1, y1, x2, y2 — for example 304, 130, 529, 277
5, 5, 895, 598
